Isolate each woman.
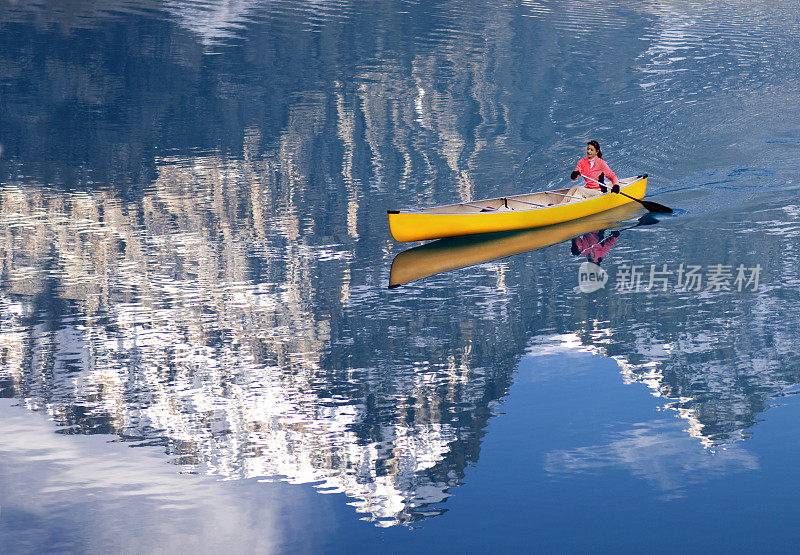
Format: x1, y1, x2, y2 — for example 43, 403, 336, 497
569, 140, 620, 195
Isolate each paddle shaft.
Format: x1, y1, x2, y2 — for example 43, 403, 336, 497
581, 173, 636, 201
578, 173, 673, 214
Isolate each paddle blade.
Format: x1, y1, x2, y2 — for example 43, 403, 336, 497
619, 191, 674, 214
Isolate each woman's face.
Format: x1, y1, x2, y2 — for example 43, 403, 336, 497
586, 144, 597, 159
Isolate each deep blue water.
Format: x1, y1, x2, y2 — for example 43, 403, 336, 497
1, 0, 800, 552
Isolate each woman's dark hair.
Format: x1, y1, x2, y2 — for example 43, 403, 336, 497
587, 140, 602, 158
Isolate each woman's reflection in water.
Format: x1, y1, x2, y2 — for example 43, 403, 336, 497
571, 228, 620, 264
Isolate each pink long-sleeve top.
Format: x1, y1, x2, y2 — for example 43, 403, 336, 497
574, 156, 619, 189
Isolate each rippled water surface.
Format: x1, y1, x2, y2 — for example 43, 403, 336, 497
2, 0, 800, 551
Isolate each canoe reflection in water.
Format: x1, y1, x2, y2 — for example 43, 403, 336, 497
389, 204, 651, 287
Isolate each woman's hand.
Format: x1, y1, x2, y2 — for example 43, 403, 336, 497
570, 170, 580, 180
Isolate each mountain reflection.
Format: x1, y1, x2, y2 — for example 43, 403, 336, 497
2, 157, 799, 523
2, 0, 800, 529
0, 159, 507, 526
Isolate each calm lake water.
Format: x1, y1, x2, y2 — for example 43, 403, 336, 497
1, 0, 800, 552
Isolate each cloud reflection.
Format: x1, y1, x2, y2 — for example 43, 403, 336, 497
545, 421, 759, 498
0, 400, 333, 553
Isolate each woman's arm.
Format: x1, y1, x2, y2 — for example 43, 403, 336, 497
571, 158, 585, 180
600, 159, 619, 185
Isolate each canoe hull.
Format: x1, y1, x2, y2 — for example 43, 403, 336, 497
388, 176, 648, 242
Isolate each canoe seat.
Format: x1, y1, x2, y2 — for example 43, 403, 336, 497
560, 186, 584, 204
561, 186, 602, 203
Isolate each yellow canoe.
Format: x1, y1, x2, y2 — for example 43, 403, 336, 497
388, 174, 647, 242
389, 203, 644, 287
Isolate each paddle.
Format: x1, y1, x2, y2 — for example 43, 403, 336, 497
580, 173, 673, 214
